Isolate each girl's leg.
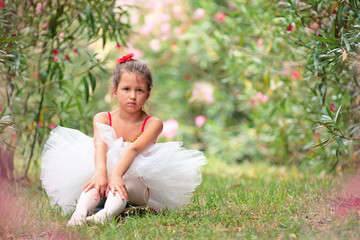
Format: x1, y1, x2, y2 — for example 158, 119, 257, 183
86, 178, 148, 224
67, 188, 100, 226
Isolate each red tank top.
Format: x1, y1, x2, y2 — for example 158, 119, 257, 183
107, 112, 152, 142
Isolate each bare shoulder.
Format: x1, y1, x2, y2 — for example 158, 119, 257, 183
93, 112, 110, 125
145, 116, 163, 131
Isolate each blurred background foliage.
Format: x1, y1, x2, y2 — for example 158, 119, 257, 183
1, 0, 359, 179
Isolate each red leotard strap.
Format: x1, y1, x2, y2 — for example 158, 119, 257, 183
107, 112, 112, 126
141, 116, 152, 132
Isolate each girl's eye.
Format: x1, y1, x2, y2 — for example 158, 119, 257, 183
123, 88, 130, 91
137, 89, 144, 92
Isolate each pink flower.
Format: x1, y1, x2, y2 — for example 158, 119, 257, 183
214, 12, 226, 22
330, 103, 335, 112
53, 56, 59, 61
0, 1, 4, 7
49, 123, 56, 130
35, 2, 42, 14
37, 122, 43, 128
0, 103, 2, 112
228, 3, 237, 10
116, 42, 122, 49
73, 49, 78, 54
64, 54, 70, 61
314, 132, 320, 140
256, 92, 269, 103
35, 72, 40, 79
161, 23, 171, 34
309, 22, 319, 31
53, 49, 58, 55
192, 8, 205, 20
191, 82, 215, 104
149, 39, 161, 51
287, 24, 294, 32
292, 71, 299, 79
194, 115, 207, 127
139, 23, 154, 36
257, 38, 264, 49
42, 22, 49, 29
162, 119, 179, 139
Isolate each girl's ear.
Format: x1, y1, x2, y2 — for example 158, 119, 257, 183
112, 86, 117, 97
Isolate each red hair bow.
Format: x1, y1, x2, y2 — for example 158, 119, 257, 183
117, 53, 134, 64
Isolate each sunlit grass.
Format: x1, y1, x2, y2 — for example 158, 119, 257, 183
6, 158, 360, 239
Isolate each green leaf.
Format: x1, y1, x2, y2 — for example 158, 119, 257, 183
336, 136, 346, 150
352, 63, 360, 87
0, 36, 21, 44
332, 17, 336, 39
334, 105, 342, 124
0, 106, 6, 119
82, 76, 89, 103
88, 71, 96, 92
314, 36, 338, 45
321, 115, 332, 121
325, 107, 334, 120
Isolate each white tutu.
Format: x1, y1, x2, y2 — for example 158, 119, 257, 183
41, 123, 207, 214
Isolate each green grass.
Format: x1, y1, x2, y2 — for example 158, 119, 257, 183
2, 159, 360, 239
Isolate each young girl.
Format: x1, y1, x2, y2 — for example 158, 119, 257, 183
41, 53, 207, 226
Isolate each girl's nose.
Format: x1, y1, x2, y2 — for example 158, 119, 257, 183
130, 91, 136, 99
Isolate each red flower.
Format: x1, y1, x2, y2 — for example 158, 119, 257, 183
53, 49, 58, 55
214, 12, 226, 22
330, 103, 335, 112
287, 24, 294, 32
0, 1, 4, 7
12, 75, 16, 78
37, 122, 43, 128
117, 53, 134, 64
64, 54, 70, 61
331, 10, 336, 14
12, 33, 18, 37
0, 103, 2, 112
49, 123, 56, 130
317, 75, 321, 78
73, 49, 78, 54
116, 42, 122, 49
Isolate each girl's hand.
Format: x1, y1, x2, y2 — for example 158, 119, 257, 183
83, 172, 108, 200
107, 173, 128, 201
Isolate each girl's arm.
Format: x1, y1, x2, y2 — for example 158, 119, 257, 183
82, 112, 109, 200
108, 117, 163, 200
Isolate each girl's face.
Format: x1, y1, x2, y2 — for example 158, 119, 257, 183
113, 72, 150, 113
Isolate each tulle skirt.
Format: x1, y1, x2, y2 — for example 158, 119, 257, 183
41, 123, 207, 215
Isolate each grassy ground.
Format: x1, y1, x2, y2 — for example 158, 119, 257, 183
2, 158, 360, 239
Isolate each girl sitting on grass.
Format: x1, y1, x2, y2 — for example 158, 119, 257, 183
41, 53, 207, 226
